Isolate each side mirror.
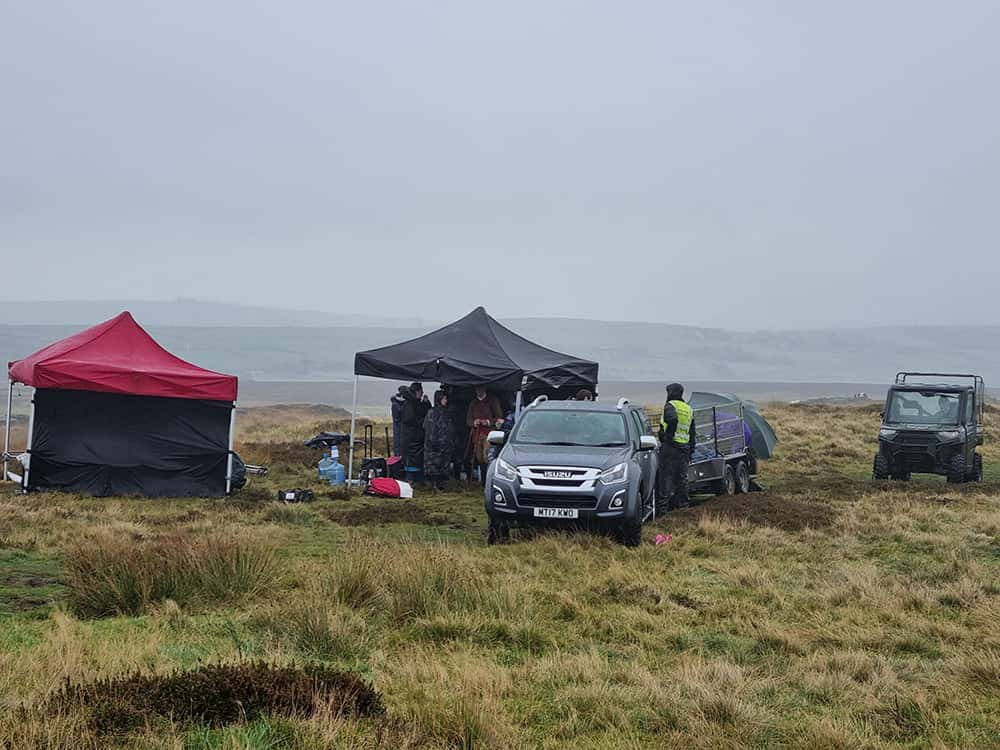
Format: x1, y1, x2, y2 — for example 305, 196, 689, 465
639, 435, 658, 451
487, 430, 507, 447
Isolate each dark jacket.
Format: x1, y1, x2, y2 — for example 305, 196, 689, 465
401, 391, 431, 468
423, 394, 454, 478
390, 392, 407, 456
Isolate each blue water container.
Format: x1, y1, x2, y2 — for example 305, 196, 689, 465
319, 446, 346, 486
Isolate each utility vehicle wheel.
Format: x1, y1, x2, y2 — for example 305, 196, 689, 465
487, 520, 510, 545
970, 452, 983, 482
872, 454, 890, 480
947, 453, 966, 484
619, 515, 643, 548
735, 462, 751, 494
716, 465, 736, 496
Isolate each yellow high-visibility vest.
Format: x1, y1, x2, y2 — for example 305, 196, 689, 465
661, 399, 693, 445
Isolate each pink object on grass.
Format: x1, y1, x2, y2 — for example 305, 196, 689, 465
655, 534, 672, 546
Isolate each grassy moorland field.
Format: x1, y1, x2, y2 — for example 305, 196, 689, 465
0, 404, 998, 749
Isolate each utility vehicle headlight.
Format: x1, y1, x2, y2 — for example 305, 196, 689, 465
599, 463, 628, 485
879, 428, 897, 439
495, 459, 517, 482
938, 431, 960, 441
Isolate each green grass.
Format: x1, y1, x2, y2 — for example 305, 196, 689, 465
0, 403, 997, 748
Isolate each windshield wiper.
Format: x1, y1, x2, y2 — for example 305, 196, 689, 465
533, 441, 579, 446
593, 442, 627, 447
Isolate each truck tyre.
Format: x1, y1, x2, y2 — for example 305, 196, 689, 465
947, 453, 966, 484
735, 461, 751, 494
716, 465, 736, 496
872, 454, 890, 480
619, 514, 642, 548
970, 452, 983, 482
487, 520, 510, 545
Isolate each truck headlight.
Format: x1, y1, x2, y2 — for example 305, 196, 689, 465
938, 431, 960, 441
495, 459, 517, 482
879, 428, 897, 438
599, 463, 628, 485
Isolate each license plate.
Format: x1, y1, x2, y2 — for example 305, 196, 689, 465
533, 507, 579, 519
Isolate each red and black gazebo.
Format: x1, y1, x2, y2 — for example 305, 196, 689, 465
4, 312, 239, 497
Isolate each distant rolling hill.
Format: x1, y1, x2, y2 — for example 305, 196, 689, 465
0, 299, 429, 328
3, 316, 999, 386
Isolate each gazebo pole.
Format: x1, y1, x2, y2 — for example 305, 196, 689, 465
225, 402, 236, 495
347, 374, 359, 490
22, 391, 35, 493
2, 379, 12, 482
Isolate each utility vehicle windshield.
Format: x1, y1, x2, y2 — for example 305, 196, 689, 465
885, 391, 962, 426
513, 410, 628, 447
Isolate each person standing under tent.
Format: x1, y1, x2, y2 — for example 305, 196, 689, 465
446, 385, 472, 480
390, 385, 408, 456
422, 390, 454, 491
658, 382, 696, 510
466, 387, 503, 484
401, 382, 431, 482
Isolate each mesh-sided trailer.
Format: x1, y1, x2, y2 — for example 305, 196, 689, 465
687, 400, 758, 495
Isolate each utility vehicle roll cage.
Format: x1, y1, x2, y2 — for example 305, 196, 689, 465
894, 372, 985, 425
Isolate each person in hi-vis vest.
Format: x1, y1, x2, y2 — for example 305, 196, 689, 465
658, 382, 696, 510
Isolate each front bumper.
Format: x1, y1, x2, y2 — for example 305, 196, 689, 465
485, 465, 631, 525
880, 435, 960, 473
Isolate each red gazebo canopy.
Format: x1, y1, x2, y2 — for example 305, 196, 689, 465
8, 311, 238, 402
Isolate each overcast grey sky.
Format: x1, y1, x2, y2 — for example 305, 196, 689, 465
3, 1, 998, 329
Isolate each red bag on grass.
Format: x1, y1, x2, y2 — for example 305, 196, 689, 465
366, 477, 413, 498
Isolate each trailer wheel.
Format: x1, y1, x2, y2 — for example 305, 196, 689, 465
872, 454, 890, 480
716, 465, 736, 496
947, 453, 966, 484
735, 461, 751, 494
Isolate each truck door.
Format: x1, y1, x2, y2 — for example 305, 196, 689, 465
631, 409, 656, 498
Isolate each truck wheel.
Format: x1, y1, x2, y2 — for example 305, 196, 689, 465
947, 453, 966, 484
487, 520, 510, 545
970, 452, 983, 482
735, 462, 751, 494
872, 454, 890, 480
619, 515, 642, 548
716, 465, 736, 496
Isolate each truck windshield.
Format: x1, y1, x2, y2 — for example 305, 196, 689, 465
513, 410, 628, 447
886, 391, 961, 426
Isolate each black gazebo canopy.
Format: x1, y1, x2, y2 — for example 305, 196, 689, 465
354, 307, 598, 392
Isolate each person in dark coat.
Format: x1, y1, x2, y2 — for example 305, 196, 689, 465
657, 382, 697, 510
390, 385, 408, 456
446, 385, 472, 480
423, 390, 454, 490
401, 382, 431, 482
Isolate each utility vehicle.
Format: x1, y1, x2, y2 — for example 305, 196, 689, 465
874, 372, 985, 483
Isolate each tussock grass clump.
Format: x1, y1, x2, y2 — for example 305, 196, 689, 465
64, 531, 280, 617
326, 539, 508, 624
46, 662, 383, 735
